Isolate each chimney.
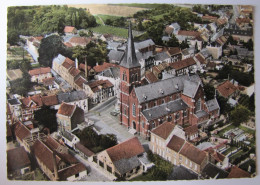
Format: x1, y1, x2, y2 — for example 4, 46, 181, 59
52, 152, 59, 181
75, 58, 79, 69
85, 57, 88, 80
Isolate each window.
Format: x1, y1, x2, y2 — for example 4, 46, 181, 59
183, 110, 187, 117
190, 161, 192, 168
124, 107, 127, 115
75, 173, 79, 178
132, 103, 136, 116
195, 98, 201, 112
142, 121, 145, 128
135, 74, 138, 81
194, 164, 198, 171
131, 74, 135, 82
154, 101, 157, 107
162, 99, 165, 104
151, 122, 155, 129
176, 112, 180, 119
123, 71, 127, 81
168, 115, 172, 122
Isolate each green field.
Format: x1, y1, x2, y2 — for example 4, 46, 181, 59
89, 25, 144, 38
94, 14, 122, 25
110, 3, 167, 9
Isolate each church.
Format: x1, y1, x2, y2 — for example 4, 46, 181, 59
119, 23, 220, 139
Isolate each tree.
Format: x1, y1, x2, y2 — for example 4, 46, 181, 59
38, 35, 71, 67
230, 105, 251, 126
249, 93, 255, 113
217, 95, 232, 115
10, 72, 33, 96
7, 29, 20, 45
204, 84, 215, 100
34, 106, 58, 133
166, 35, 179, 47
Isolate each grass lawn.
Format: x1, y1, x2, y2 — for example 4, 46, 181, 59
31, 63, 41, 68
217, 124, 236, 137
229, 149, 245, 161
239, 125, 255, 135
222, 146, 237, 156
90, 25, 128, 38
94, 16, 104, 25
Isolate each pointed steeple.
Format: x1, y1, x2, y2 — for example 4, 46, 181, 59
120, 22, 140, 68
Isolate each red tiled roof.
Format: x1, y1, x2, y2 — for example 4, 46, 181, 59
41, 95, 59, 106
184, 125, 198, 136
179, 142, 207, 165
75, 142, 94, 157
93, 62, 117, 73
57, 102, 76, 117
178, 30, 200, 37
32, 139, 61, 172
217, 80, 237, 98
103, 80, 114, 88
69, 37, 91, 45
106, 137, 144, 162
167, 47, 181, 56
65, 57, 75, 65
7, 147, 31, 173
202, 15, 218, 21
169, 57, 196, 70
236, 18, 251, 25
58, 163, 86, 181
152, 66, 161, 74
228, 166, 251, 178
167, 135, 186, 152
28, 67, 51, 76
42, 77, 55, 86
195, 54, 206, 64
62, 61, 73, 69
207, 61, 216, 68
87, 80, 114, 92
64, 26, 76, 33
64, 42, 73, 48
205, 148, 225, 162
75, 76, 87, 89
69, 67, 81, 77
14, 121, 31, 141
79, 63, 92, 72
151, 122, 175, 140
217, 18, 227, 25
145, 71, 158, 83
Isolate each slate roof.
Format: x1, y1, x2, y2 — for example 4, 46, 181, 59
202, 163, 229, 179
206, 99, 219, 112
57, 102, 76, 117
7, 147, 31, 173
182, 80, 200, 98
165, 26, 174, 35
217, 80, 237, 98
8, 98, 21, 105
57, 91, 87, 104
28, 67, 51, 76
195, 110, 208, 118
179, 142, 207, 165
135, 74, 201, 104
168, 165, 198, 180
58, 163, 86, 181
120, 23, 141, 68
98, 67, 120, 79
62, 130, 75, 142
136, 51, 153, 61
53, 54, 66, 65
108, 50, 124, 62
142, 99, 188, 121
169, 57, 196, 70
106, 137, 144, 162
134, 39, 155, 51
75, 142, 94, 157
228, 166, 251, 178
155, 52, 170, 61
114, 156, 141, 175
151, 122, 175, 140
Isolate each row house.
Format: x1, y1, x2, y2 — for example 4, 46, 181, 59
119, 23, 220, 139
56, 102, 85, 132
52, 54, 86, 90
93, 137, 145, 180
150, 122, 209, 174
155, 46, 182, 63
32, 136, 87, 181
83, 80, 114, 104
168, 57, 197, 76
28, 67, 52, 83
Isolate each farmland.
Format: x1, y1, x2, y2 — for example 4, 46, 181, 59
94, 14, 122, 25
68, 4, 147, 17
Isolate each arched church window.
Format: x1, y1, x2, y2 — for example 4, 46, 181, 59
195, 98, 201, 112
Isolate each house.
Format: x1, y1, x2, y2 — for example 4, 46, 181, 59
28, 67, 52, 83
25, 36, 43, 62
201, 163, 229, 179
134, 39, 155, 53
13, 121, 32, 152
42, 77, 58, 90
177, 30, 200, 41
145, 71, 158, 84
228, 166, 251, 178
165, 22, 180, 36
57, 91, 88, 112
137, 51, 155, 78
202, 15, 218, 22
206, 45, 222, 59
56, 102, 85, 132
79, 63, 96, 80
93, 137, 145, 180
61, 130, 80, 148
64, 26, 77, 35
149, 122, 209, 174
154, 52, 171, 65
83, 80, 114, 104
68, 36, 91, 47
8, 98, 22, 122
108, 50, 124, 64
224, 24, 253, 42
168, 57, 197, 76
107, 41, 123, 50
217, 80, 239, 99
7, 147, 31, 179
75, 142, 94, 159
184, 125, 199, 142
32, 136, 86, 181
93, 62, 117, 74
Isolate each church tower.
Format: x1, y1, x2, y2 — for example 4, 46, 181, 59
119, 22, 141, 128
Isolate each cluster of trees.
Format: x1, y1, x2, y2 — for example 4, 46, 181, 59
72, 39, 109, 67
7, 59, 31, 71
76, 127, 117, 153
230, 105, 251, 126
34, 106, 58, 133
10, 72, 33, 96
7, 5, 97, 45
105, 17, 127, 28
216, 65, 254, 87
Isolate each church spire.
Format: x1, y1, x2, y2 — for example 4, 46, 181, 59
120, 22, 140, 68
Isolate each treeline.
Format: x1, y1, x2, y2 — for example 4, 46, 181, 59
7, 5, 97, 45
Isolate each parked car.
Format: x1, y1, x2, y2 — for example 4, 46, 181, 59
110, 109, 120, 116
